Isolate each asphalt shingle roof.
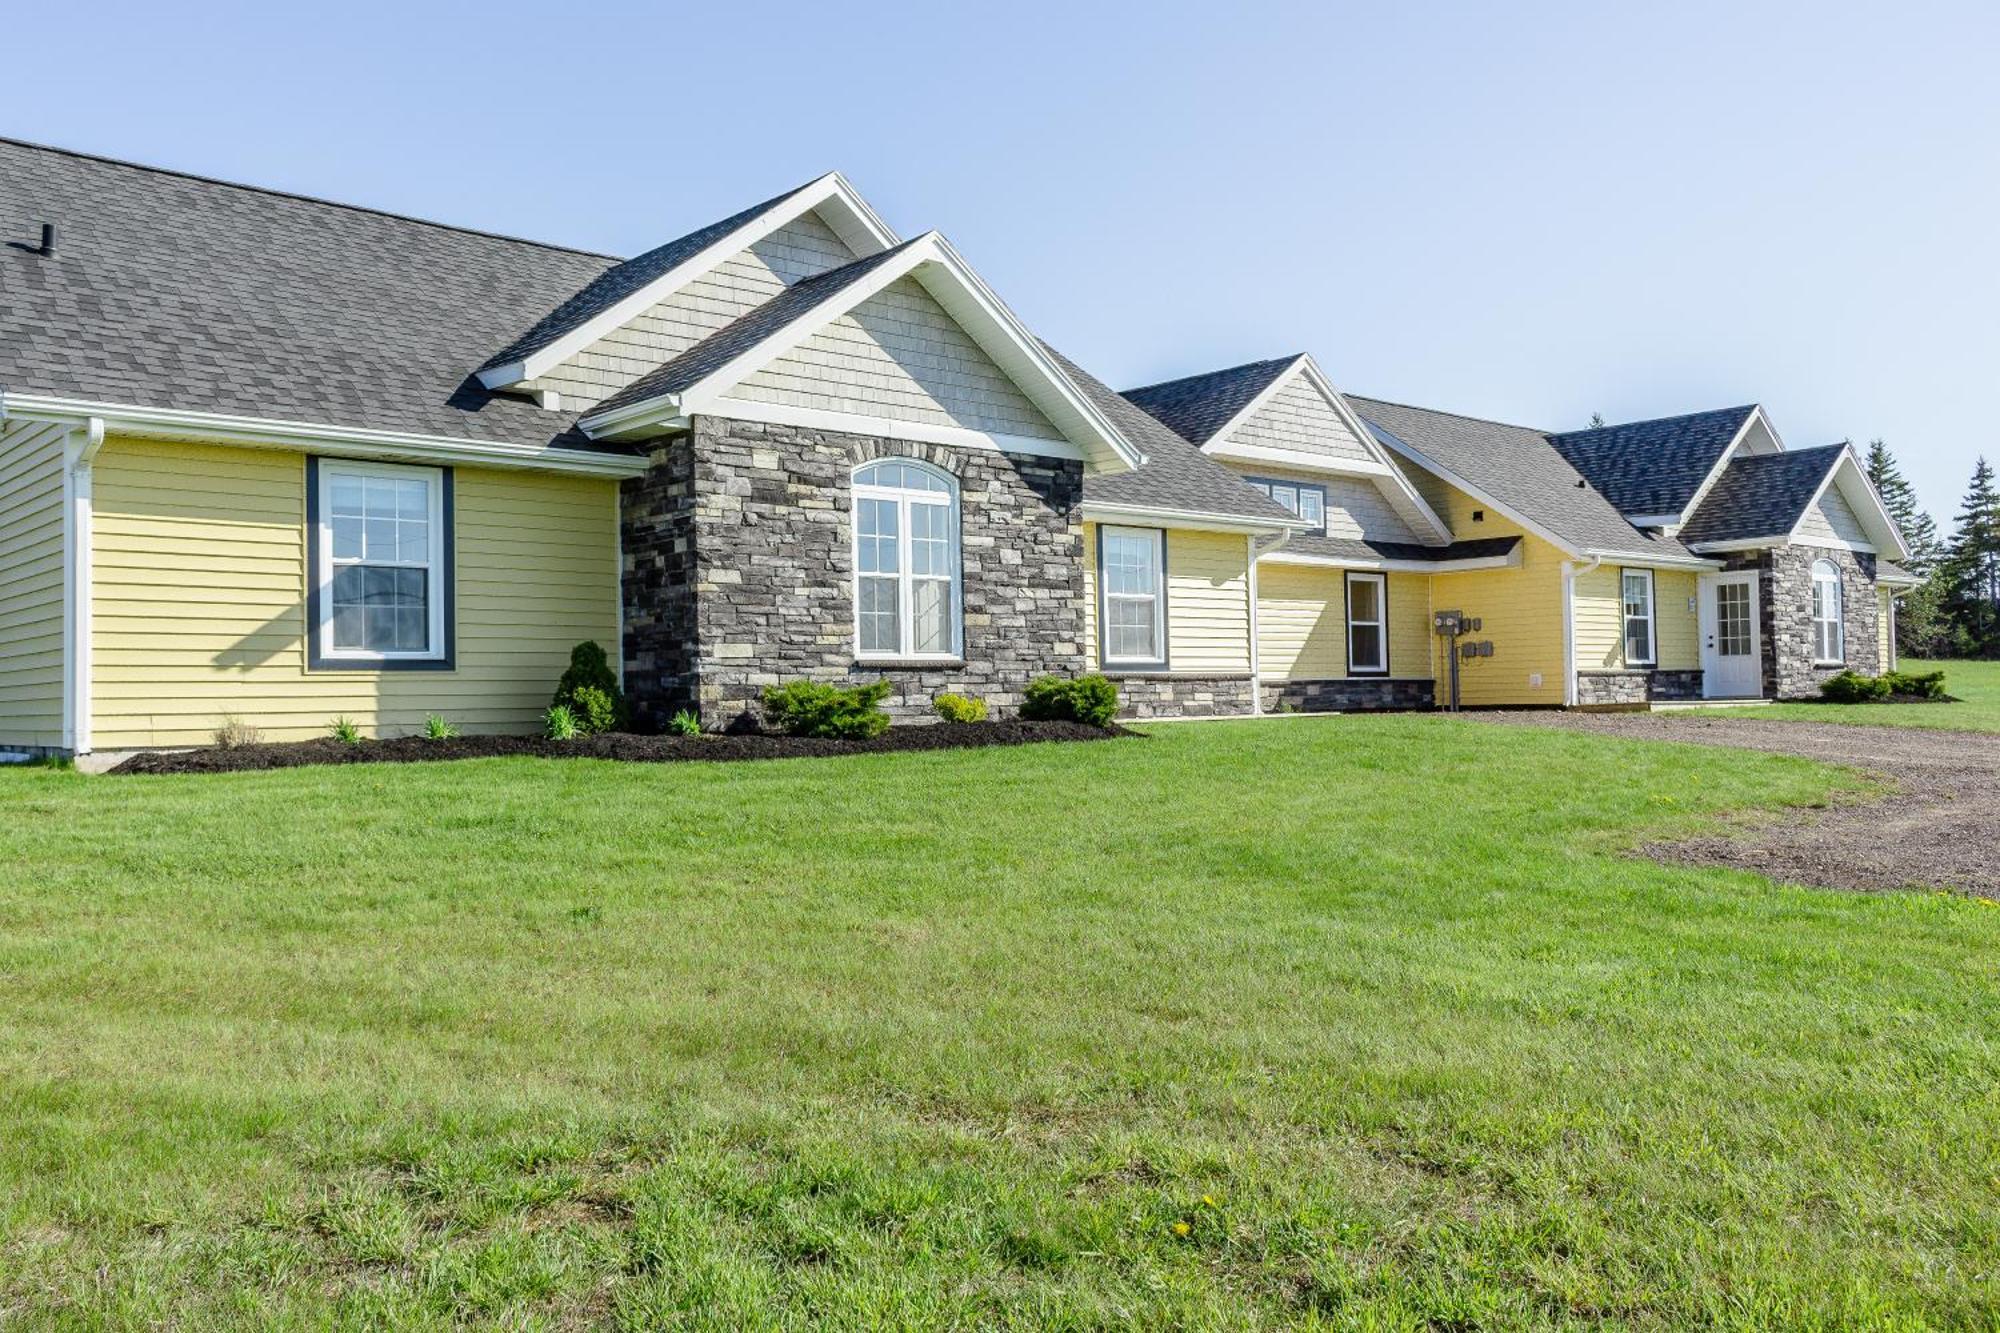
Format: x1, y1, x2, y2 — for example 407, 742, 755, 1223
1278, 534, 1522, 565
1546, 405, 1758, 517
0, 136, 629, 452
1677, 444, 1846, 545
1120, 356, 1297, 445
1346, 396, 1700, 562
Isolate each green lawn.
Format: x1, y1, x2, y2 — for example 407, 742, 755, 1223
1764, 658, 2000, 731
1, 719, 1995, 1329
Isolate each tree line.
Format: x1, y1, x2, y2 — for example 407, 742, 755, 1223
1864, 442, 2000, 658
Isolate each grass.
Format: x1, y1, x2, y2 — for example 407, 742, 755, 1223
1763, 658, 2000, 732
0, 717, 1995, 1328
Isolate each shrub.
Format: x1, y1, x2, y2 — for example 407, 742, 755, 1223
213, 715, 260, 749
553, 641, 628, 732
544, 704, 581, 741
422, 714, 458, 741
933, 693, 987, 724
666, 709, 703, 737
570, 685, 618, 736
1819, 670, 1891, 704
1884, 668, 1947, 700
328, 716, 363, 744
762, 679, 893, 739
1020, 673, 1120, 727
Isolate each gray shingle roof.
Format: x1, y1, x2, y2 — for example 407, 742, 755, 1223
1120, 356, 1297, 445
1347, 396, 1700, 562
1677, 444, 1846, 545
1279, 534, 1522, 565
0, 136, 629, 453
584, 239, 921, 420
1042, 345, 1296, 524
476, 178, 820, 375
1546, 405, 1758, 517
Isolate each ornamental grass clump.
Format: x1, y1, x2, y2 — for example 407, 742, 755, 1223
666, 709, 703, 737
761, 679, 893, 739
422, 714, 458, 741
543, 704, 581, 741
1020, 673, 1119, 727
327, 716, 363, 745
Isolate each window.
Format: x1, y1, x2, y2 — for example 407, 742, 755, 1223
1245, 477, 1327, 534
309, 458, 451, 669
1346, 572, 1387, 674
1621, 569, 1655, 666
1099, 526, 1166, 666
853, 459, 960, 659
1811, 559, 1843, 663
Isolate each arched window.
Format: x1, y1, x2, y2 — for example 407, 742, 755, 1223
852, 459, 961, 660
1810, 559, 1843, 664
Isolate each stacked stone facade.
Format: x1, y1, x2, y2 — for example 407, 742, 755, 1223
1573, 669, 1703, 706
1110, 675, 1257, 719
1724, 546, 1880, 700
622, 416, 1085, 731
1261, 678, 1435, 713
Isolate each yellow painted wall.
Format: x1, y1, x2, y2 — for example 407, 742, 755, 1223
90, 437, 620, 749
0, 421, 68, 749
1572, 565, 1699, 671
1255, 564, 1432, 681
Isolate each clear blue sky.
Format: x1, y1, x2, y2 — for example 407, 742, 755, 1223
6, 1, 1994, 523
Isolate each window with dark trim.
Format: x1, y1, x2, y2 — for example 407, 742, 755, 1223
307, 457, 455, 671
1622, 568, 1655, 667
1346, 571, 1387, 675
1244, 476, 1327, 534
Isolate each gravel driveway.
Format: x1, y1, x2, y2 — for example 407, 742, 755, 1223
1474, 711, 2000, 897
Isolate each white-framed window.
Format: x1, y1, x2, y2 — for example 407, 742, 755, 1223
311, 458, 449, 667
852, 458, 961, 660
1099, 526, 1166, 666
1246, 476, 1327, 534
1346, 572, 1387, 674
1622, 568, 1656, 666
1811, 559, 1844, 664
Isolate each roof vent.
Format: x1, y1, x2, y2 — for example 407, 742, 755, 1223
39, 223, 55, 257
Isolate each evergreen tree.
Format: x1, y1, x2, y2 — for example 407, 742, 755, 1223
1942, 457, 2000, 657
1862, 439, 1942, 573
1588, 412, 1606, 429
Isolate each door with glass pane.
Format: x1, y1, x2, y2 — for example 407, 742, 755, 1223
1701, 573, 1761, 698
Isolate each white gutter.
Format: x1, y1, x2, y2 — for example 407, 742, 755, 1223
1, 392, 651, 478
61, 416, 106, 756
1562, 554, 1603, 707
1245, 527, 1294, 714
1580, 546, 1723, 572
1082, 501, 1308, 537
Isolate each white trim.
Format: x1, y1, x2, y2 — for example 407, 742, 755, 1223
0, 392, 648, 478
1676, 406, 1781, 527
1810, 557, 1844, 666
1345, 571, 1388, 674
709, 397, 1084, 461
1561, 560, 1578, 706
1788, 445, 1910, 561
1621, 567, 1657, 667
1099, 525, 1167, 668
1790, 535, 1877, 554
314, 459, 449, 664
851, 457, 962, 662
1876, 566, 1925, 589
60, 417, 104, 755
1211, 444, 1397, 476
1578, 546, 1722, 571
1245, 533, 1261, 715
477, 172, 899, 390
1700, 570, 1764, 699
1081, 501, 1307, 536
1684, 536, 1788, 554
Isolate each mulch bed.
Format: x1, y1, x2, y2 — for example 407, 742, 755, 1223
109, 720, 1131, 776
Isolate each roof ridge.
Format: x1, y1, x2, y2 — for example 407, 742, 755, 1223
1547, 403, 1758, 440
1345, 392, 1548, 435
0, 133, 623, 262
1122, 353, 1300, 399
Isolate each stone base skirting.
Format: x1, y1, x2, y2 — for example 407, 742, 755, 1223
1574, 669, 1706, 706
1107, 674, 1257, 719
1261, 677, 1435, 713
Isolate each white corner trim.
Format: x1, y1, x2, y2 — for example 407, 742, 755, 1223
1561, 559, 1577, 707
60, 416, 105, 756
708, 397, 1084, 461
1080, 501, 1308, 536
479, 172, 900, 390
1, 393, 650, 477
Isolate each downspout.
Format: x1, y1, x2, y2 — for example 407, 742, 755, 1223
61, 416, 106, 756
1246, 528, 1293, 715
1561, 554, 1602, 708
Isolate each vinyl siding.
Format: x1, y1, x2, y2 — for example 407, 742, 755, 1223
533, 211, 857, 410
1256, 565, 1431, 680
90, 437, 619, 749
1573, 565, 1699, 670
0, 420, 68, 748
1220, 375, 1372, 464
1878, 588, 1894, 672
1080, 523, 1250, 673
1796, 483, 1871, 548
724, 275, 1064, 442
1219, 460, 1419, 543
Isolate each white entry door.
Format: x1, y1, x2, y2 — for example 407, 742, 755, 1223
1700, 573, 1762, 698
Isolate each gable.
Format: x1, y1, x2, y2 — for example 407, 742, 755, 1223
1218, 461, 1419, 543
720, 273, 1063, 442
1796, 474, 1872, 548
1215, 374, 1373, 465
530, 211, 858, 411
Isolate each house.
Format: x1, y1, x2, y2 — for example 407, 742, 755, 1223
0, 139, 1920, 759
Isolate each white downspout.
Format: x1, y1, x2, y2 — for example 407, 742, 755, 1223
1246, 528, 1293, 715
62, 416, 105, 757
1562, 554, 1602, 708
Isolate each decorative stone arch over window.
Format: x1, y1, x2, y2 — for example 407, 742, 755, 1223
851, 455, 963, 662
1810, 558, 1844, 664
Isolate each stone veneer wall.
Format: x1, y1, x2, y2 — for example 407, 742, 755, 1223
1261, 678, 1434, 713
1574, 669, 1703, 706
1727, 546, 1880, 699
623, 417, 1085, 730
1111, 675, 1257, 719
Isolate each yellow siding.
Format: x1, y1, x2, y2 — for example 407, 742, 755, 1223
1575, 564, 1698, 671
1654, 570, 1699, 670
90, 437, 619, 749
1388, 573, 1432, 676
0, 421, 68, 748
1256, 566, 1433, 681
1428, 534, 1568, 706
1166, 530, 1250, 673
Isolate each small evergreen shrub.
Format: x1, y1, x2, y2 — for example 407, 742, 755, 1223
666, 709, 703, 737
328, 716, 363, 745
1819, 670, 1891, 704
1020, 673, 1120, 727
552, 641, 628, 731
422, 714, 458, 741
933, 693, 987, 724
213, 715, 260, 749
571, 685, 618, 736
762, 679, 893, 739
544, 704, 581, 741
1883, 668, 1947, 699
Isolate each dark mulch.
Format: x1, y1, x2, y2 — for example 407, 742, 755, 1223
109, 720, 1131, 776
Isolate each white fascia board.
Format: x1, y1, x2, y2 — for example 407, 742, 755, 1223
1676, 405, 1778, 526
1366, 425, 1583, 558
479, 173, 901, 391
1792, 444, 1910, 561
711, 396, 1083, 461
1207, 440, 1396, 475
1877, 567, 1925, 588
1081, 501, 1306, 536
1580, 546, 1723, 571
1258, 548, 1522, 574
0, 392, 651, 477
1684, 536, 1787, 554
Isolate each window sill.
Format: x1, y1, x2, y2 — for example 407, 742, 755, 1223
854, 658, 965, 671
